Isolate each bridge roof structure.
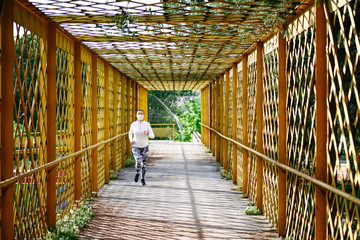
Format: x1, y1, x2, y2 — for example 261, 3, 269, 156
19, 0, 307, 90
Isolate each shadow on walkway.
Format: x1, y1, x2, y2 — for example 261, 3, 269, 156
79, 141, 277, 240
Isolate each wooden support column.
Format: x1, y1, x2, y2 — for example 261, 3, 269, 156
201, 89, 204, 143
91, 54, 98, 192
224, 70, 230, 171
232, 63, 238, 183
121, 74, 126, 167
74, 43, 82, 201
208, 85, 211, 148
211, 82, 215, 155
256, 42, 264, 211
215, 77, 220, 162
242, 54, 249, 194
278, 30, 287, 236
315, 1, 327, 239
1, 0, 15, 238
219, 75, 224, 165
126, 77, 131, 157
104, 63, 110, 184
112, 70, 118, 171
47, 22, 57, 227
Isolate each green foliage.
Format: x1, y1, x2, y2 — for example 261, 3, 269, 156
205, 149, 212, 153
239, 193, 248, 199
231, 186, 242, 192
220, 168, 232, 180
109, 170, 118, 180
125, 154, 135, 167
247, 201, 255, 206
245, 206, 262, 215
148, 90, 200, 142
45, 200, 94, 240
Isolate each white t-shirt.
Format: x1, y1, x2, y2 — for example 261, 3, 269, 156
128, 120, 155, 148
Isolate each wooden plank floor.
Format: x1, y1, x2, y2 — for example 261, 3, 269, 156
79, 141, 277, 240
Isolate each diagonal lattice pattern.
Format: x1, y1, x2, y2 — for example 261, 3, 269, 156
97, 59, 106, 190
18, 0, 307, 90
246, 51, 257, 202
285, 7, 316, 239
80, 48, 93, 199
262, 35, 279, 229
56, 31, 75, 219
13, 24, 48, 239
327, 0, 360, 238
236, 61, 243, 186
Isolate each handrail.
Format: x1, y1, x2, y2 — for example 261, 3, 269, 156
0, 132, 129, 189
200, 123, 360, 206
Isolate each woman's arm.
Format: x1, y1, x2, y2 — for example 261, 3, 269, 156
147, 123, 155, 139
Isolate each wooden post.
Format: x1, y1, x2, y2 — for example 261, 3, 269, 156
104, 63, 110, 184
278, 29, 287, 236
242, 54, 249, 194
215, 77, 220, 162
91, 54, 98, 192
219, 75, 224, 165
47, 22, 57, 227
224, 70, 230, 171
232, 63, 238, 183
126, 77, 131, 157
121, 74, 126, 167
315, 1, 327, 239
201, 89, 204, 142
112, 70, 118, 171
256, 42, 264, 211
74, 42, 82, 201
211, 82, 215, 155
1, 0, 15, 238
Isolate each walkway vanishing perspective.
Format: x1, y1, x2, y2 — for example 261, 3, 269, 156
79, 141, 277, 240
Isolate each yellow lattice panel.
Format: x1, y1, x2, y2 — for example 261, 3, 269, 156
116, 74, 123, 170
285, 8, 316, 239
80, 47, 92, 199
97, 60, 105, 189
327, 0, 360, 238
236, 61, 243, 186
247, 51, 257, 202
227, 70, 233, 174
262, 35, 279, 228
109, 67, 114, 170
13, 23, 48, 239
55, 30, 75, 219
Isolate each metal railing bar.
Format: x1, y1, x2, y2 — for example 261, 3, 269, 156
0, 132, 129, 189
200, 123, 360, 206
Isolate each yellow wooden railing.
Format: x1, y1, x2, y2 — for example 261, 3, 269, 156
151, 124, 175, 142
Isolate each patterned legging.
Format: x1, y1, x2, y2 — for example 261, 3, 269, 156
132, 145, 149, 179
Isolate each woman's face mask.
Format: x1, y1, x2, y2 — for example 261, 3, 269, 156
137, 112, 144, 121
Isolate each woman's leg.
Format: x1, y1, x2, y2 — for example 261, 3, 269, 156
139, 146, 149, 180
132, 147, 142, 182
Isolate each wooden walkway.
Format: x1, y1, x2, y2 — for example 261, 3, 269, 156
79, 141, 278, 240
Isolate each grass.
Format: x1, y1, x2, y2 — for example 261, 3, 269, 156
231, 186, 242, 192
205, 149, 212, 153
245, 206, 262, 215
45, 199, 95, 240
239, 193, 248, 199
125, 154, 135, 167
109, 170, 118, 180
220, 168, 232, 180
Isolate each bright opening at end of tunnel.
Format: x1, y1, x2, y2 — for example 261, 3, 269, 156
148, 90, 201, 142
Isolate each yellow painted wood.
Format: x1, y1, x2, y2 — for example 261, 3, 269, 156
242, 55, 248, 195
47, 22, 57, 227
91, 54, 98, 192
121, 74, 126, 168
278, 30, 287, 236
112, 69, 118, 171
315, 2, 327, 238
219, 75, 224, 166
256, 42, 263, 211
104, 63, 110, 184
215, 77, 220, 162
232, 63, 238, 183
224, 70, 230, 171
1, 0, 15, 238
126, 77, 131, 157
74, 42, 82, 201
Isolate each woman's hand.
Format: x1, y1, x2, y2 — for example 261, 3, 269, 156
143, 130, 148, 136
131, 140, 135, 145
